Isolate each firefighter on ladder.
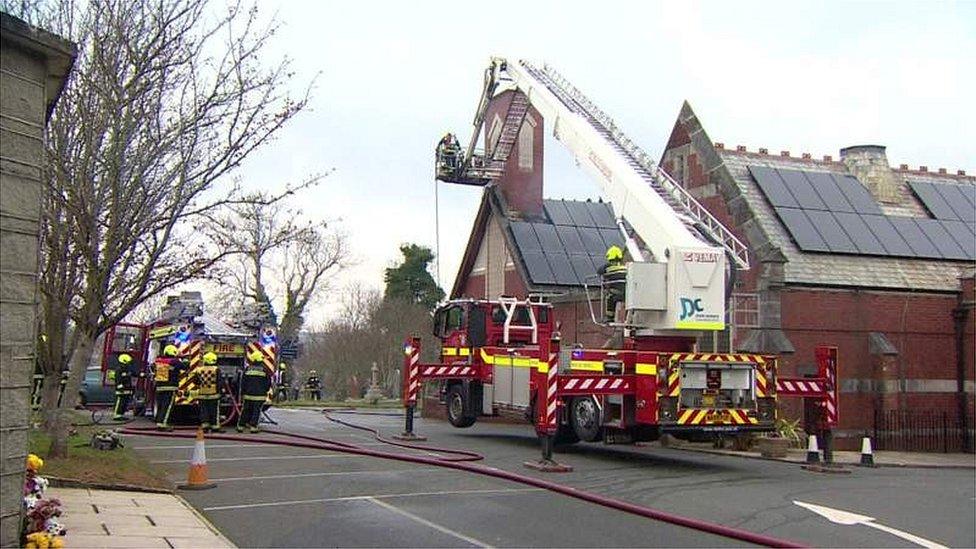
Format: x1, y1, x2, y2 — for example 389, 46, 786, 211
154, 344, 187, 431
113, 353, 135, 420
598, 245, 627, 322
436, 132, 461, 171
193, 352, 223, 433
238, 351, 271, 433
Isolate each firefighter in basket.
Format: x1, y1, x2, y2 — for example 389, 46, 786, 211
238, 351, 271, 433
598, 245, 627, 322
193, 351, 223, 433
154, 344, 188, 431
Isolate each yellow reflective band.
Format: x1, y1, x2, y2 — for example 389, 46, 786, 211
635, 363, 657, 376
441, 348, 472, 357
675, 320, 726, 330
149, 325, 178, 339
570, 360, 604, 372
537, 363, 549, 373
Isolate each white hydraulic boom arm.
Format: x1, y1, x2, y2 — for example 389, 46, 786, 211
489, 58, 749, 332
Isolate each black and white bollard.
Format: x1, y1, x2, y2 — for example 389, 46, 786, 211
859, 436, 875, 466
806, 434, 820, 463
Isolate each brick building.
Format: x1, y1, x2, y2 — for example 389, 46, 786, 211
0, 12, 75, 546
450, 94, 975, 451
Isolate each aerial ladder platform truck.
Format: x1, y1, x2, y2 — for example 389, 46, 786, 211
402, 59, 838, 466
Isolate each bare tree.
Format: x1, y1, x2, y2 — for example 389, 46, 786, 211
210, 199, 349, 344
22, 0, 315, 456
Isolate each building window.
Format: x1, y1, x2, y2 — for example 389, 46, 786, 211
674, 154, 686, 184
518, 114, 536, 171
487, 114, 502, 156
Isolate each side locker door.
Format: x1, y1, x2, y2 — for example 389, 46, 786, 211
468, 307, 493, 414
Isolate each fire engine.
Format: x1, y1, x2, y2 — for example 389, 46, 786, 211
102, 291, 279, 421
401, 58, 838, 462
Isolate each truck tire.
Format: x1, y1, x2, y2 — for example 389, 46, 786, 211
446, 385, 476, 428
570, 396, 603, 442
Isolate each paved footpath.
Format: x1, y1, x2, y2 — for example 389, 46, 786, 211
50, 487, 235, 548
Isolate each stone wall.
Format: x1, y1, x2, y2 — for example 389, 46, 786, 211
0, 13, 73, 547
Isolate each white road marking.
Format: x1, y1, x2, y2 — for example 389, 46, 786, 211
202, 488, 541, 511
150, 454, 358, 463
794, 500, 948, 549
211, 467, 445, 482
367, 497, 490, 548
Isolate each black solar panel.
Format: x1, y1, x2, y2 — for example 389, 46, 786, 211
532, 223, 563, 251
805, 210, 857, 253
916, 218, 967, 260
934, 184, 976, 222
545, 252, 578, 285
521, 251, 555, 284
833, 212, 886, 255
834, 174, 883, 215
940, 220, 976, 259
554, 225, 587, 255
585, 202, 618, 229
888, 217, 940, 258
775, 207, 829, 252
805, 171, 856, 213
543, 200, 575, 226
861, 215, 914, 257
779, 169, 827, 210
510, 222, 542, 252
564, 200, 598, 227
578, 227, 607, 256
909, 181, 958, 220
569, 255, 599, 285
598, 228, 625, 250
749, 166, 799, 208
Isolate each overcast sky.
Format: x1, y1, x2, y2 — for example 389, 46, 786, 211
236, 0, 975, 326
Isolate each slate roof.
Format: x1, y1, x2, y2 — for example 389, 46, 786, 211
719, 149, 975, 291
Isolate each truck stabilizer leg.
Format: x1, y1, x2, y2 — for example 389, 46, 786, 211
523, 434, 573, 473
393, 405, 427, 441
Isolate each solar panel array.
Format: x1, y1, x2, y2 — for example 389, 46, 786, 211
749, 166, 976, 261
508, 200, 624, 286
908, 181, 976, 222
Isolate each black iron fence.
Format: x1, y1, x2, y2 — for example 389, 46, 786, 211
873, 409, 973, 453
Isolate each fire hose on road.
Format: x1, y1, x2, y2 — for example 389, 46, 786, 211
122, 411, 805, 548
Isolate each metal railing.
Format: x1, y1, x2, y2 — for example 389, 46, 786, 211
873, 409, 973, 453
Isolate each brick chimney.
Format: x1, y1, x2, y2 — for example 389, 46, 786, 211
484, 90, 545, 219
839, 145, 900, 203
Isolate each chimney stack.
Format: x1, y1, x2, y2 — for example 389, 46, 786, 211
840, 145, 899, 203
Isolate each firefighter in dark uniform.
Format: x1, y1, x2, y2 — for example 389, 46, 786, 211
238, 351, 271, 433
598, 245, 627, 322
154, 344, 187, 430
113, 353, 136, 420
193, 351, 222, 432
305, 370, 322, 401
56, 369, 69, 407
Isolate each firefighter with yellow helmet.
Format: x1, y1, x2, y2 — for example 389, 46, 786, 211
599, 245, 627, 322
113, 353, 136, 420
193, 351, 223, 432
153, 344, 187, 430
238, 350, 271, 433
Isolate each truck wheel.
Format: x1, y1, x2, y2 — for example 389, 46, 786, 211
446, 385, 476, 428
570, 397, 603, 442
554, 422, 579, 445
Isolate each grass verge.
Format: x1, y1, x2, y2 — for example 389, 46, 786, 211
29, 411, 172, 491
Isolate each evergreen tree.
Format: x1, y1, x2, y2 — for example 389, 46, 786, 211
383, 244, 444, 310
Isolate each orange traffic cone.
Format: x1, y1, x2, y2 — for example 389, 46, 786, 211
178, 427, 216, 490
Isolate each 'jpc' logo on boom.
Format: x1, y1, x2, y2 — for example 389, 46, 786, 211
679, 298, 704, 321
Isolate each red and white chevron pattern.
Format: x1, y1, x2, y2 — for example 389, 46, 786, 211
775, 379, 825, 396
419, 366, 476, 377
406, 349, 420, 404
560, 376, 632, 393
545, 350, 558, 433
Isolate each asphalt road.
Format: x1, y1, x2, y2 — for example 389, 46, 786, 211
129, 408, 976, 548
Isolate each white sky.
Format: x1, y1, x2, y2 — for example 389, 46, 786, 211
235, 0, 975, 325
